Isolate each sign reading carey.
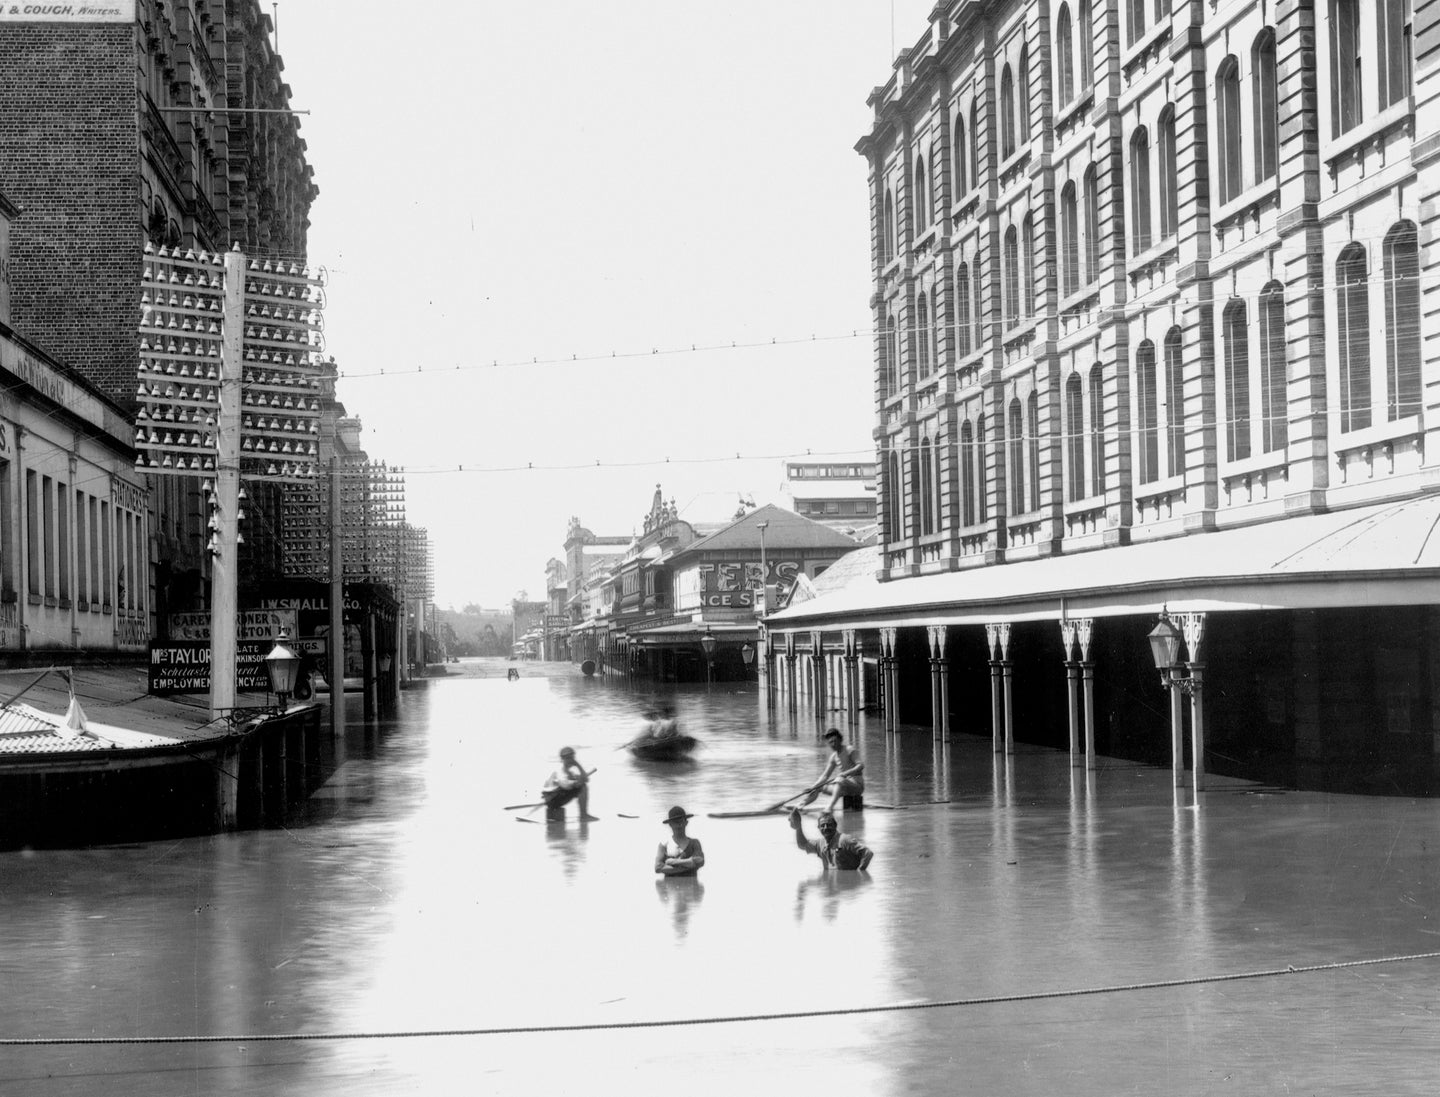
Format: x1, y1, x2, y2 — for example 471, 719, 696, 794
169, 610, 297, 642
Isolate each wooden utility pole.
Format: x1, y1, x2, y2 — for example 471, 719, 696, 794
208, 247, 245, 720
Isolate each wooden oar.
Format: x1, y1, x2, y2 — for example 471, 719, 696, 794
708, 782, 825, 819
502, 767, 597, 811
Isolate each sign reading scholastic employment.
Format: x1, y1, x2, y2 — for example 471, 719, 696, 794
0, 2, 135, 22
149, 635, 327, 695
168, 610, 297, 642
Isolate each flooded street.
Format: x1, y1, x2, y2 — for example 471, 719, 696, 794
1, 658, 1437, 1095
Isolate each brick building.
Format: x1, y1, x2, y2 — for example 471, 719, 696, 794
0, 0, 318, 625
769, 0, 1440, 793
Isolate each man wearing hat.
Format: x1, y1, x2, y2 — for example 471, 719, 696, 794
654, 806, 705, 876
542, 747, 596, 821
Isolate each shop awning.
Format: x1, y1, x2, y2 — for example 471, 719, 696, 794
765, 494, 1440, 631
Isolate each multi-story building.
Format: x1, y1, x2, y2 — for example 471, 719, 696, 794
0, 0, 319, 626
0, 190, 151, 654
770, 0, 1440, 793
779, 460, 879, 535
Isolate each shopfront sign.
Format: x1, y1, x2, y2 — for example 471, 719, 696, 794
168, 609, 297, 642
697, 560, 801, 608
0, 3, 134, 24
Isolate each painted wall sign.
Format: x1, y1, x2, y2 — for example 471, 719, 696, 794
168, 609, 297, 642
148, 639, 276, 695
0, 2, 135, 22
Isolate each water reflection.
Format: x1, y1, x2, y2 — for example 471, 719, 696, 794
655, 876, 705, 938
1, 663, 1436, 1095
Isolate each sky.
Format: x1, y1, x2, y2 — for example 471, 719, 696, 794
277, 1, 936, 609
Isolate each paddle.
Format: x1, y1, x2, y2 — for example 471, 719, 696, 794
707, 781, 827, 820
503, 767, 597, 811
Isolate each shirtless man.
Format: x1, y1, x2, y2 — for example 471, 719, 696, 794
799, 727, 865, 812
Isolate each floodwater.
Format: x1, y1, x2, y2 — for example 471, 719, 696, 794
1, 658, 1437, 1095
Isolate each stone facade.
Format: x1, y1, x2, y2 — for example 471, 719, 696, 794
858, 0, 1437, 579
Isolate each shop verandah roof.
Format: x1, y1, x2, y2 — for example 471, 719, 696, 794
765, 493, 1440, 631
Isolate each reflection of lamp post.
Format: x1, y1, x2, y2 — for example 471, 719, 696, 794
700, 627, 718, 687
265, 629, 301, 713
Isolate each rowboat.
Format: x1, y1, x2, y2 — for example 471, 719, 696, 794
628, 734, 699, 761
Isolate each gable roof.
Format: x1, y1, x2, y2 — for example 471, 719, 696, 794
673, 503, 860, 557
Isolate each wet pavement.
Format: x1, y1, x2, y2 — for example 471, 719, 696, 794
1, 657, 1437, 1094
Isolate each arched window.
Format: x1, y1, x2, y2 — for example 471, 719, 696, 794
1057, 5, 1074, 107
1164, 327, 1185, 476
1253, 31, 1278, 184
1008, 398, 1026, 514
961, 420, 977, 525
1022, 212, 1037, 317
1079, 0, 1095, 87
1223, 300, 1252, 461
1332, 0, 1362, 136
1136, 341, 1159, 484
1216, 56, 1242, 204
916, 294, 932, 377
1004, 226, 1020, 325
1000, 65, 1016, 160
1019, 45, 1033, 145
1126, 0, 1146, 46
908, 447, 921, 538
954, 114, 968, 196
1384, 221, 1421, 420
1065, 373, 1085, 501
886, 449, 904, 542
1026, 392, 1041, 512
1060, 182, 1079, 297
1259, 284, 1288, 452
1377, 0, 1411, 112
973, 253, 986, 346
933, 284, 945, 371
976, 414, 989, 522
1088, 366, 1105, 497
919, 437, 935, 534
1130, 127, 1152, 253
1337, 244, 1371, 432
915, 154, 929, 231
970, 101, 982, 190
883, 188, 895, 264
885, 314, 899, 397
933, 434, 945, 532
1158, 107, 1178, 238
1084, 165, 1100, 282
956, 262, 973, 358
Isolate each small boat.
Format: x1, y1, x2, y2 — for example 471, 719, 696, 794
628, 734, 699, 761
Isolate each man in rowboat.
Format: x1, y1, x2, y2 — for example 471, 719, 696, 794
542, 747, 597, 821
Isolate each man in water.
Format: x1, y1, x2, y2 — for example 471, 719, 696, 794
799, 727, 865, 812
542, 747, 596, 821
788, 807, 872, 870
654, 805, 705, 876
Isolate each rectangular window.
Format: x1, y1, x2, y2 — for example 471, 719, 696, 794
100, 500, 111, 608
24, 471, 38, 599
42, 475, 55, 600
56, 479, 69, 604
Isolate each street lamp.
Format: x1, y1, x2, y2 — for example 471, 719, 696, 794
1147, 606, 1206, 794
700, 627, 718, 686
740, 642, 755, 668
265, 629, 301, 713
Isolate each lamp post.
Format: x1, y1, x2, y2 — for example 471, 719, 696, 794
265, 629, 302, 713
1147, 607, 1205, 792
700, 627, 717, 687
755, 520, 769, 614
740, 642, 755, 679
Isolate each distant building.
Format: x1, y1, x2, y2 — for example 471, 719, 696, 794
779, 460, 878, 534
